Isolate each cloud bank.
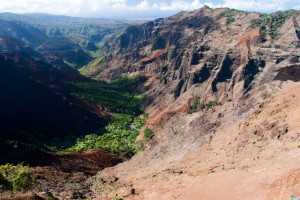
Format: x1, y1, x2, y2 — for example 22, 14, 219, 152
0, 0, 299, 18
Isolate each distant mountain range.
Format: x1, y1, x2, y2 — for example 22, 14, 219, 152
0, 12, 145, 68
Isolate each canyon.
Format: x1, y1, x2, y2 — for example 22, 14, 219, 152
0, 6, 300, 200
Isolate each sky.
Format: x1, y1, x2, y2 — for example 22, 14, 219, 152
0, 0, 299, 19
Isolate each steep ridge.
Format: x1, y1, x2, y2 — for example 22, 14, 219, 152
0, 35, 42, 57
83, 7, 300, 199
0, 13, 143, 68
0, 18, 47, 47
0, 18, 93, 67
0, 12, 132, 41
86, 7, 300, 129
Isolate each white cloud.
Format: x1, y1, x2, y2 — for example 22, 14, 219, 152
293, 4, 300, 10
158, 0, 203, 11
132, 0, 300, 12
222, 0, 282, 12
0, 0, 298, 18
137, 0, 151, 10
0, 0, 209, 17
222, 0, 300, 12
0, 0, 130, 15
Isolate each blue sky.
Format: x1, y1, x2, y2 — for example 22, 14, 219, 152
0, 0, 299, 18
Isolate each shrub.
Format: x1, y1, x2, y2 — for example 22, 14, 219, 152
134, 117, 145, 129
188, 96, 221, 113
144, 129, 154, 139
0, 172, 12, 191
0, 163, 35, 192
226, 17, 235, 25
112, 197, 123, 200
205, 101, 221, 109
188, 96, 201, 114
143, 113, 149, 120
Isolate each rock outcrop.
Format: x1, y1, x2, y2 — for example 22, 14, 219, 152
87, 7, 300, 128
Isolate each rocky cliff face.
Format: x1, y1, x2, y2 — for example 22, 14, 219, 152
88, 7, 300, 128
87, 7, 300, 200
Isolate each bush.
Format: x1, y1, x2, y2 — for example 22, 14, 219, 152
134, 117, 145, 129
0, 173, 12, 191
143, 113, 149, 120
112, 197, 123, 200
188, 96, 201, 114
188, 96, 221, 113
144, 129, 154, 139
205, 101, 221, 109
0, 164, 35, 192
226, 17, 235, 25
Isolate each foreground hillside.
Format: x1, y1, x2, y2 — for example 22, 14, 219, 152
93, 80, 300, 200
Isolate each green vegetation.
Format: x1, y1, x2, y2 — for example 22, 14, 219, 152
226, 17, 235, 26
0, 164, 35, 192
79, 56, 109, 77
66, 114, 149, 157
216, 9, 244, 25
188, 96, 201, 113
112, 197, 123, 200
249, 10, 298, 40
134, 113, 149, 129
144, 129, 154, 139
0, 173, 11, 191
216, 9, 236, 20
70, 75, 147, 115
188, 96, 222, 114
205, 101, 222, 109
63, 75, 152, 156
39, 75, 149, 156
134, 117, 145, 129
